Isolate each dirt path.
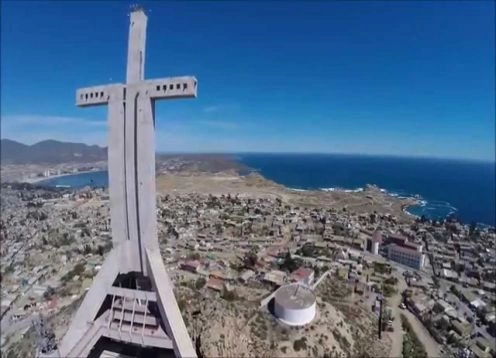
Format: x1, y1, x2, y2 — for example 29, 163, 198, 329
402, 309, 441, 357
387, 275, 406, 357
387, 273, 441, 358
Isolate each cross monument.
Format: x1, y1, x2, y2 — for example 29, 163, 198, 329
44, 7, 198, 358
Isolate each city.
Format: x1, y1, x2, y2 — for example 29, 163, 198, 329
1, 162, 495, 357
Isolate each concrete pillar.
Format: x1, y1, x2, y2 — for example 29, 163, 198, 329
126, 10, 147, 84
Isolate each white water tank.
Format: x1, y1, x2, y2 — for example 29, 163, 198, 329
372, 241, 380, 255
274, 283, 316, 326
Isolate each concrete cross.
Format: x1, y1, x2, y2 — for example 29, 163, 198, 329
76, 9, 197, 274
50, 8, 198, 358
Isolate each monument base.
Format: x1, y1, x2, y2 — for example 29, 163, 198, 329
40, 248, 195, 358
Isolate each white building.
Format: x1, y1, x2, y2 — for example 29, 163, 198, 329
274, 283, 316, 326
387, 244, 425, 270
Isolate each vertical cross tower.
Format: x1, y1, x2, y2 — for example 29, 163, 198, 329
44, 7, 198, 358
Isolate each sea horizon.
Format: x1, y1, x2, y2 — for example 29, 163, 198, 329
156, 151, 496, 164
36, 153, 495, 227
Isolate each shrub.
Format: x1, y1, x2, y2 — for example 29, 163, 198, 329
401, 314, 427, 358
195, 277, 206, 290
384, 276, 398, 285
382, 284, 396, 297
221, 287, 238, 301
293, 337, 307, 351
43, 286, 55, 300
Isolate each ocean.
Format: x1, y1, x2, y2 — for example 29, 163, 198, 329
37, 154, 496, 226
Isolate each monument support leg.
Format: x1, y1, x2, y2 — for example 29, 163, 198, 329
123, 88, 142, 273
137, 95, 160, 258
146, 249, 197, 358
57, 249, 119, 357
107, 88, 128, 258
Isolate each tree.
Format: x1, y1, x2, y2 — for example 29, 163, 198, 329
187, 252, 201, 261
279, 251, 301, 273
384, 276, 398, 286
221, 287, 238, 301
43, 286, 55, 300
194, 277, 206, 290
382, 284, 396, 297
243, 249, 258, 269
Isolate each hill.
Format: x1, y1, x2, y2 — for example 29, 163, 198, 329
0, 139, 107, 164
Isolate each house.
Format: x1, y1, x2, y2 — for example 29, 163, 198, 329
470, 298, 487, 311
239, 270, 255, 283
433, 300, 456, 316
484, 311, 496, 324
475, 336, 494, 353
206, 277, 224, 291
209, 270, 229, 281
12, 308, 27, 321
265, 246, 283, 258
289, 267, 315, 286
263, 270, 286, 286
1, 296, 14, 314
180, 260, 201, 273
460, 290, 480, 306
31, 285, 48, 298
408, 279, 429, 292
452, 319, 472, 338
354, 281, 367, 295
482, 281, 496, 293
406, 294, 434, 320
337, 268, 348, 280
442, 269, 459, 282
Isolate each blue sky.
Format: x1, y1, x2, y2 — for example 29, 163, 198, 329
1, 1, 494, 161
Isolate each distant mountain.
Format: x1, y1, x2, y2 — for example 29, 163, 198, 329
0, 139, 107, 164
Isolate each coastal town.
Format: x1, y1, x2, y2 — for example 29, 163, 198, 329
0, 161, 495, 358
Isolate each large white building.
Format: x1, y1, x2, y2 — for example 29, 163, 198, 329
273, 283, 316, 326
387, 244, 425, 270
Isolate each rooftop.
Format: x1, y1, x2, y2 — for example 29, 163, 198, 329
290, 267, 314, 281
274, 283, 316, 309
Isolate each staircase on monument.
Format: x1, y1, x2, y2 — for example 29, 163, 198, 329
65, 275, 174, 357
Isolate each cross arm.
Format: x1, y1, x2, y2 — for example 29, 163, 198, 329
76, 84, 122, 107
143, 76, 198, 100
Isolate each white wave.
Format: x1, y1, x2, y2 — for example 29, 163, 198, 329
342, 187, 364, 193
289, 188, 307, 192
321, 187, 365, 193
403, 207, 419, 218
321, 187, 337, 192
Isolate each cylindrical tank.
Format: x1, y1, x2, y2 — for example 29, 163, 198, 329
372, 241, 380, 255
274, 283, 316, 326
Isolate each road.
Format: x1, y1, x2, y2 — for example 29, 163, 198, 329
386, 275, 406, 358
396, 271, 441, 357
311, 270, 332, 290
401, 308, 441, 357
384, 270, 442, 358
